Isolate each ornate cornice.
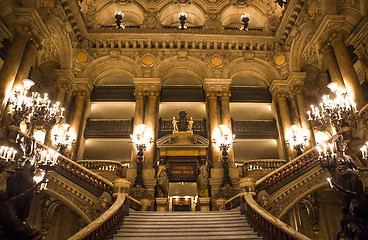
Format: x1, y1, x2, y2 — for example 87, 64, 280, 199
269, 79, 289, 98
72, 77, 94, 94
347, 17, 368, 48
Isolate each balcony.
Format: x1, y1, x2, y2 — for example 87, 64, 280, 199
232, 119, 278, 139
84, 118, 134, 138
158, 118, 207, 138
90, 86, 135, 102
230, 87, 272, 103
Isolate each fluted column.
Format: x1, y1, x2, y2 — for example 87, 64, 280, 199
321, 45, 345, 88
0, 30, 29, 121
331, 34, 367, 110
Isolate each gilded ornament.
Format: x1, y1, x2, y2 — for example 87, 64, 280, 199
308, 1, 318, 16
210, 56, 223, 67
274, 54, 286, 66
142, 55, 155, 66
76, 51, 88, 63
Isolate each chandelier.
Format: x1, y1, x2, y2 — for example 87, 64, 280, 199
307, 83, 357, 132
53, 123, 73, 155
8, 79, 65, 136
286, 125, 308, 156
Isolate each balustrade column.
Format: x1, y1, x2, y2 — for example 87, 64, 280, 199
70, 91, 88, 160
321, 45, 345, 88
207, 92, 220, 165
0, 30, 30, 121
144, 91, 159, 163
331, 34, 367, 110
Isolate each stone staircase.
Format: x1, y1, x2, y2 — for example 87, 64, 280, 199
112, 210, 263, 240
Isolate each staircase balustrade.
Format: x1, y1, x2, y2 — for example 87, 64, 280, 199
243, 193, 311, 240
77, 160, 128, 178
10, 129, 113, 194
239, 159, 287, 177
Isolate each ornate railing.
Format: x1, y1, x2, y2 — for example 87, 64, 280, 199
76, 160, 128, 178
9, 128, 113, 195
90, 86, 135, 102
225, 192, 243, 210
230, 87, 272, 103
239, 159, 287, 177
84, 118, 134, 138
255, 136, 337, 193
160, 86, 205, 102
158, 118, 207, 138
68, 193, 128, 240
231, 119, 278, 139
243, 193, 311, 240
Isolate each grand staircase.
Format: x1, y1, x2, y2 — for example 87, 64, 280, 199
112, 210, 263, 240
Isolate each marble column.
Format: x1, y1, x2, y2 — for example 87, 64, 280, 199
143, 91, 159, 163
207, 91, 220, 166
0, 30, 29, 121
130, 90, 145, 166
331, 34, 367, 110
12, 42, 37, 90
219, 91, 234, 163
276, 93, 293, 160
69, 91, 87, 160
294, 85, 316, 147
322, 45, 345, 88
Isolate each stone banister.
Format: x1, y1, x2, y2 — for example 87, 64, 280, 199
68, 192, 127, 240
243, 193, 311, 240
10, 128, 113, 194
255, 135, 337, 193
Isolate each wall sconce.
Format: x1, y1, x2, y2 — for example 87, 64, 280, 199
53, 123, 73, 156
114, 11, 125, 29
286, 125, 308, 156
178, 12, 187, 30
240, 13, 250, 31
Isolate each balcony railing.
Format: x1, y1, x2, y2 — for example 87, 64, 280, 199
91, 86, 135, 102
84, 118, 134, 138
230, 87, 272, 103
239, 159, 287, 178
160, 86, 205, 102
158, 118, 207, 138
231, 119, 278, 139
76, 160, 128, 180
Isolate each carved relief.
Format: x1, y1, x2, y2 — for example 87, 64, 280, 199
337, 0, 360, 10
301, 43, 319, 66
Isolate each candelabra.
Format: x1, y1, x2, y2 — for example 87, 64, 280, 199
286, 125, 308, 156
213, 125, 235, 187
131, 124, 153, 188
114, 11, 125, 29
178, 12, 187, 30
307, 83, 357, 132
53, 123, 73, 155
240, 13, 250, 31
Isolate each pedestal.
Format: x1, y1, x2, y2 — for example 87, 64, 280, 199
156, 198, 167, 212
239, 177, 255, 192
141, 199, 152, 211
215, 198, 226, 211
199, 197, 211, 212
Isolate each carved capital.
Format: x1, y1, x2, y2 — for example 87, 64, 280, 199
203, 78, 232, 94
269, 80, 289, 99
133, 78, 162, 94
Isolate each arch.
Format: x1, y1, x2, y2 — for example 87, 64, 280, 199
220, 4, 267, 28
223, 58, 281, 86
43, 17, 73, 69
81, 56, 142, 85
163, 73, 202, 86
279, 181, 329, 219
152, 56, 212, 82
338, 7, 364, 27
95, 2, 144, 26
96, 74, 134, 86
231, 76, 267, 87
289, 22, 318, 72
159, 4, 206, 27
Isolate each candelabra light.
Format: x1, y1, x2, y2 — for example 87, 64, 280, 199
286, 125, 308, 156
240, 13, 250, 31
178, 11, 187, 30
213, 124, 235, 187
114, 11, 125, 29
130, 124, 153, 188
53, 123, 73, 156
307, 83, 357, 132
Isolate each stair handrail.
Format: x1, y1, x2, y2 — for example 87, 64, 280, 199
224, 192, 243, 210
255, 135, 337, 192
68, 192, 127, 240
9, 128, 113, 194
243, 192, 311, 240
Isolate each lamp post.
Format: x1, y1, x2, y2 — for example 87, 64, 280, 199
178, 12, 187, 30
114, 11, 125, 29
131, 124, 152, 188
240, 13, 250, 31
286, 125, 308, 156
214, 124, 235, 187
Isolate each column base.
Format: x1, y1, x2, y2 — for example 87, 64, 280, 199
199, 197, 211, 212
156, 198, 168, 212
